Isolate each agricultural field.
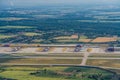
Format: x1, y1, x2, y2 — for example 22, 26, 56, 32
56, 39, 78, 43
0, 34, 16, 39
92, 37, 117, 43
23, 32, 41, 36
79, 39, 92, 42
0, 6, 120, 44
32, 39, 43, 43
0, 17, 28, 21
78, 35, 92, 42
79, 35, 88, 39
54, 36, 71, 40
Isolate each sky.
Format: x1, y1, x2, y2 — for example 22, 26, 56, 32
0, 0, 120, 8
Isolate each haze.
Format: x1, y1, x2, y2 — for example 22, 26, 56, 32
0, 0, 120, 9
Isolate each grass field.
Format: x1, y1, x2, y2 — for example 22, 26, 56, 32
0, 66, 115, 80
0, 53, 84, 58
0, 58, 82, 64
0, 71, 66, 80
0, 53, 119, 80
87, 59, 120, 68
89, 53, 120, 58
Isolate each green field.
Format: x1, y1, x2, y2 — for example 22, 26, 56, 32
7, 53, 84, 57
0, 58, 82, 64
0, 66, 115, 80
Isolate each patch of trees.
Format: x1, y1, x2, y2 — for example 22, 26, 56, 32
30, 67, 113, 80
